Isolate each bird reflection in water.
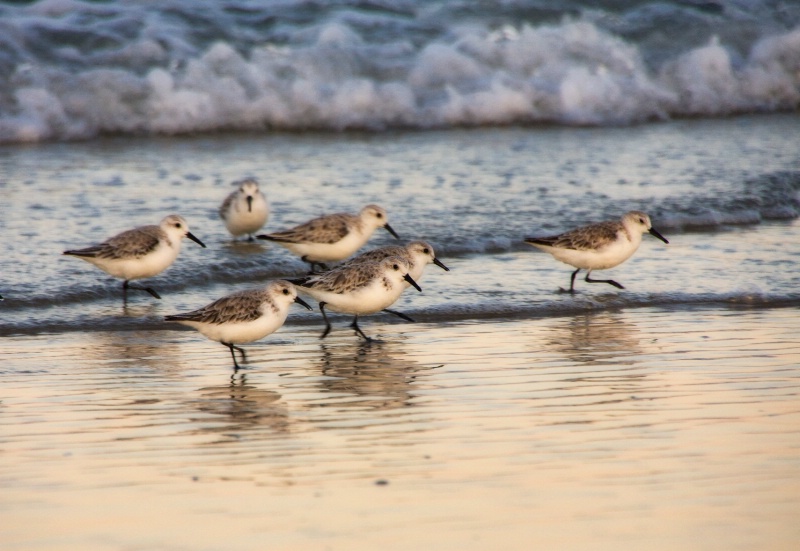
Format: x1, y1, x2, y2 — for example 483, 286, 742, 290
189, 373, 290, 437
533, 312, 655, 415
85, 329, 183, 377
544, 311, 643, 366
314, 340, 440, 411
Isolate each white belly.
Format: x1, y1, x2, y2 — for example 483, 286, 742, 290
85, 243, 180, 280
280, 230, 369, 263
224, 201, 268, 236
547, 238, 640, 270
299, 282, 403, 315
181, 312, 288, 344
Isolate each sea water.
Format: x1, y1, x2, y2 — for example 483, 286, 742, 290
1, 3, 799, 549
1, 114, 798, 334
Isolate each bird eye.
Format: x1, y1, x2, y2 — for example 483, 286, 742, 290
376, 213, 383, 218
282, 288, 290, 295
423, 248, 430, 254
393, 263, 400, 270
175, 223, 182, 228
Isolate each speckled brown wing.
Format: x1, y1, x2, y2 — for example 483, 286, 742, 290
340, 245, 405, 266
291, 262, 379, 294
65, 225, 163, 259
266, 214, 352, 244
218, 192, 235, 220
166, 290, 264, 325
532, 221, 621, 251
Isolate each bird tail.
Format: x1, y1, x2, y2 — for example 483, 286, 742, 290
256, 233, 289, 243
164, 314, 194, 322
524, 237, 556, 247
63, 247, 100, 258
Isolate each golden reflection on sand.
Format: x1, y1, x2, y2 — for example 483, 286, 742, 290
310, 339, 439, 410
542, 311, 642, 365
1, 310, 799, 551
188, 376, 291, 437
77, 329, 185, 377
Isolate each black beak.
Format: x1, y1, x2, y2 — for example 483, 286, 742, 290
294, 296, 313, 311
649, 227, 669, 244
433, 258, 450, 271
384, 223, 400, 240
246, 195, 253, 213
187, 231, 207, 248
404, 273, 422, 292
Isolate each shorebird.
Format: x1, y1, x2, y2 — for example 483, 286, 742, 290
339, 240, 449, 321
525, 210, 669, 292
257, 204, 399, 272
165, 280, 311, 370
219, 178, 269, 240
340, 240, 449, 281
289, 256, 421, 340
63, 214, 206, 299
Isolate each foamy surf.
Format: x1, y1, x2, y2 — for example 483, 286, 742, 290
1, 0, 798, 143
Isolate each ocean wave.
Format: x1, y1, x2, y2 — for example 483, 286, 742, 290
1, 0, 798, 143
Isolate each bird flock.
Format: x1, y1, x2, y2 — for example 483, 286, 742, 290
60, 178, 669, 370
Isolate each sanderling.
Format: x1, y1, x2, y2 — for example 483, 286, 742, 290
165, 280, 312, 370
257, 204, 399, 272
63, 214, 206, 299
219, 178, 269, 240
341, 240, 449, 280
524, 210, 669, 292
289, 256, 422, 340
340, 240, 449, 321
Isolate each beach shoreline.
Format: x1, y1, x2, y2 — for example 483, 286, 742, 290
1, 106, 798, 551
1, 0, 799, 545
2, 305, 799, 550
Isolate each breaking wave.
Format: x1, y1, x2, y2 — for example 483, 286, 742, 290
1, 0, 798, 143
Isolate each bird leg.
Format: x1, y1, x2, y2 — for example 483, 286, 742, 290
123, 280, 162, 299
584, 270, 625, 289
558, 269, 581, 294
349, 316, 371, 341
302, 257, 329, 274
570, 268, 580, 292
319, 302, 333, 339
224, 342, 247, 370
383, 308, 415, 323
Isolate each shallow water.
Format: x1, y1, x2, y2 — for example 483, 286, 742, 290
2, 307, 799, 550
1, 113, 799, 548
1, 114, 799, 335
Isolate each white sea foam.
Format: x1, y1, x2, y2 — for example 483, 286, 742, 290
1, 1, 798, 142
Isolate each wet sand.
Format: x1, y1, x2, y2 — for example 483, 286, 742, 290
2, 306, 799, 550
